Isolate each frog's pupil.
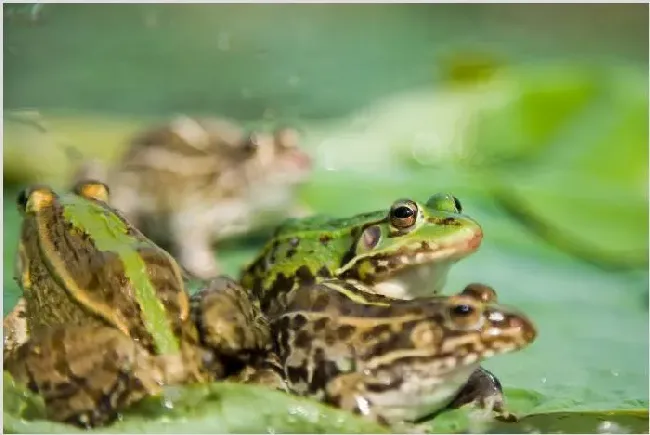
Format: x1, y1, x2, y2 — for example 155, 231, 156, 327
453, 304, 473, 316
393, 206, 414, 219
453, 197, 462, 213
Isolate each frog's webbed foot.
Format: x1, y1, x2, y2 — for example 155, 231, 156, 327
230, 353, 289, 392
191, 276, 271, 367
4, 325, 169, 428
3, 297, 28, 360
446, 367, 518, 422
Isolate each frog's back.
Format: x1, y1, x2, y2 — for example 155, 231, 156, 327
241, 210, 386, 304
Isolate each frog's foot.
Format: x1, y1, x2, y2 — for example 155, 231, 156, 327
171, 220, 221, 280
191, 276, 271, 364
446, 367, 518, 422
323, 372, 391, 426
4, 325, 170, 428
231, 354, 289, 392
3, 297, 28, 360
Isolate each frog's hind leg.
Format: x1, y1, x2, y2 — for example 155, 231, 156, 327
190, 276, 271, 372
4, 325, 169, 428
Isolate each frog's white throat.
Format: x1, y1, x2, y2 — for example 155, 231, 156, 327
372, 261, 453, 299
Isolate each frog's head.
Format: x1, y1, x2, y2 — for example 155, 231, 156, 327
245, 127, 312, 186
338, 193, 483, 299
15, 181, 114, 307
345, 284, 536, 423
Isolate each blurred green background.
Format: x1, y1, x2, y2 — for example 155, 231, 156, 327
3, 4, 649, 433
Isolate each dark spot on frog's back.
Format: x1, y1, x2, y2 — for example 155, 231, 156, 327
295, 265, 315, 287
319, 234, 332, 245
311, 293, 331, 311
289, 313, 308, 330
336, 324, 355, 341
265, 272, 293, 307
312, 317, 328, 332
293, 330, 312, 349
269, 240, 280, 263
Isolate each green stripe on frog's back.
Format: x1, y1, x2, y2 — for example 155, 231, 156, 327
60, 192, 180, 356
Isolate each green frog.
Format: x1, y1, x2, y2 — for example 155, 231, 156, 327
261, 280, 536, 425
3, 181, 271, 427
241, 194, 483, 313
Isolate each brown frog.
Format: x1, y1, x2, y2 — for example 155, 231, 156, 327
74, 115, 312, 279
3, 181, 271, 427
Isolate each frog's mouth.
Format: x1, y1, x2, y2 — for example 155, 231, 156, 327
371, 230, 482, 299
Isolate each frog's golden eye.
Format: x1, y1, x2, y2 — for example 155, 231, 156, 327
389, 200, 418, 229
446, 296, 483, 330
426, 193, 462, 214
73, 180, 110, 203
18, 185, 55, 214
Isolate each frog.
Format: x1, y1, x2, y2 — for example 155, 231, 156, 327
3, 181, 272, 428
259, 280, 537, 426
73, 115, 312, 280
241, 193, 484, 312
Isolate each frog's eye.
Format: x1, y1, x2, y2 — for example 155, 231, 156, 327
452, 303, 474, 316
17, 185, 55, 214
446, 296, 483, 330
389, 200, 418, 229
73, 180, 110, 203
426, 193, 462, 213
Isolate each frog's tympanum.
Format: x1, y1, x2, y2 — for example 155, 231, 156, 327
74, 115, 312, 279
3, 182, 271, 427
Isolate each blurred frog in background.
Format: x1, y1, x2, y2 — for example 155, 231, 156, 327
74, 115, 313, 279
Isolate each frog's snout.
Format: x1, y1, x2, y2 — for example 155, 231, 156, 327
485, 306, 537, 348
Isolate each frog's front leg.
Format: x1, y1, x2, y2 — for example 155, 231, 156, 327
169, 207, 221, 279
4, 325, 172, 428
445, 367, 517, 422
229, 352, 289, 392
190, 276, 271, 364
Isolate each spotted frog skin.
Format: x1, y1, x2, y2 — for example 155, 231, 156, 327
3, 182, 270, 427
74, 115, 312, 280
241, 194, 483, 313
265, 280, 536, 425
